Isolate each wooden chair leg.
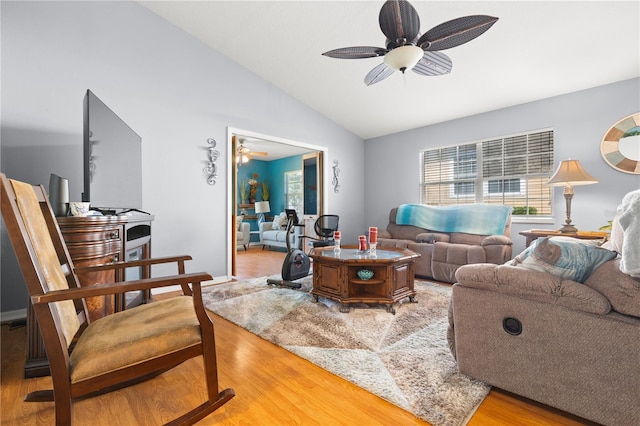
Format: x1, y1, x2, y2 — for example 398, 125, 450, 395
24, 390, 54, 402
164, 388, 235, 426
54, 394, 73, 426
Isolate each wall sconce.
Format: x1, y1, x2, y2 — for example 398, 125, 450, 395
546, 159, 598, 233
203, 138, 220, 185
332, 160, 341, 193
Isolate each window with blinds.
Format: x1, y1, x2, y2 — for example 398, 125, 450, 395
420, 129, 554, 217
284, 170, 303, 218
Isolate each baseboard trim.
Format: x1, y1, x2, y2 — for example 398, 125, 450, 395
151, 275, 231, 295
0, 308, 27, 324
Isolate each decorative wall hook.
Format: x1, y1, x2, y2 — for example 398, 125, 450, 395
203, 138, 220, 185
332, 159, 340, 193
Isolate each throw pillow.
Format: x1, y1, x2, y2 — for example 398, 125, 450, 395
514, 237, 617, 283
277, 212, 288, 229
270, 212, 288, 230
236, 215, 244, 231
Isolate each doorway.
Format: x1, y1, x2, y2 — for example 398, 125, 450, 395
226, 128, 328, 278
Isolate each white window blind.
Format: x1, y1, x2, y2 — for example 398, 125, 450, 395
284, 170, 303, 218
420, 130, 554, 217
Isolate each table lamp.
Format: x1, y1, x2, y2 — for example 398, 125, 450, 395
546, 159, 598, 233
255, 201, 271, 226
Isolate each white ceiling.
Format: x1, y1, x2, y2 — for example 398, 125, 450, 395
139, 1, 640, 140
236, 134, 316, 161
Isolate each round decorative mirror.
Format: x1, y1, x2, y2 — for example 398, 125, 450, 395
601, 113, 640, 174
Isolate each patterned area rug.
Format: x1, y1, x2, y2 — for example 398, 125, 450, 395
202, 275, 489, 426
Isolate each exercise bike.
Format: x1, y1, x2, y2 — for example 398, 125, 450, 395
266, 209, 310, 289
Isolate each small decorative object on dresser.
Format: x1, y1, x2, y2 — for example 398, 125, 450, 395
69, 201, 91, 217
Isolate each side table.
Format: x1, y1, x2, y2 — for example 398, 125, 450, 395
519, 229, 609, 247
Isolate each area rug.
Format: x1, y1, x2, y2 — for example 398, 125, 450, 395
202, 275, 490, 426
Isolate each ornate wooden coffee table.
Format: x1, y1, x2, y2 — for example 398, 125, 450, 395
309, 246, 420, 314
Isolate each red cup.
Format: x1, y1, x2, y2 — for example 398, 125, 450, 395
369, 227, 378, 243
334, 230, 341, 240
358, 235, 367, 251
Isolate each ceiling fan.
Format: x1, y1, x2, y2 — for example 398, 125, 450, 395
236, 140, 268, 165
322, 0, 498, 86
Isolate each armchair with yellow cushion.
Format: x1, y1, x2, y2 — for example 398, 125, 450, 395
0, 173, 234, 425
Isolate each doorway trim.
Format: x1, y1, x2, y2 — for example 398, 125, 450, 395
226, 127, 329, 279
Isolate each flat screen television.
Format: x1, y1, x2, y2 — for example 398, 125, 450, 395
82, 90, 143, 212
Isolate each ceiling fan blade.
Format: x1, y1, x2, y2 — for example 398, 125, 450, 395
248, 151, 268, 157
418, 15, 498, 51
322, 46, 387, 59
379, 0, 420, 48
412, 51, 453, 76
364, 63, 395, 86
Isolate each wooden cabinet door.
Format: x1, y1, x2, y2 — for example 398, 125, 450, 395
314, 263, 342, 297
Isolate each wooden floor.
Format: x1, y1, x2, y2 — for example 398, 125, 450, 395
0, 245, 594, 425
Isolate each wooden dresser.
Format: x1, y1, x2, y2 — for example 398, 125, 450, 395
24, 214, 153, 378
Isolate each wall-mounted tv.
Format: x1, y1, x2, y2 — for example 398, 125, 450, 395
82, 90, 143, 211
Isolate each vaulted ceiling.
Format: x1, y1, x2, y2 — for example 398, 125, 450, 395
139, 1, 640, 140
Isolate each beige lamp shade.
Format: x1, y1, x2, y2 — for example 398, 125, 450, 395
546, 159, 599, 186
546, 159, 598, 233
255, 201, 270, 214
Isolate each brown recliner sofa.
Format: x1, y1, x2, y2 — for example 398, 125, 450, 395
377, 207, 512, 283
448, 190, 640, 425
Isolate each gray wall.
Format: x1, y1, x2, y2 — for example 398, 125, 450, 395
365, 78, 640, 256
2, 1, 639, 317
1, 1, 364, 315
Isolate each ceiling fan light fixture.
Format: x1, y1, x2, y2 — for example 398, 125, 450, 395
383, 45, 423, 72
236, 153, 249, 164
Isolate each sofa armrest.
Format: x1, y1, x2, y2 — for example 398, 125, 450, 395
455, 263, 611, 315
481, 235, 512, 246
378, 229, 392, 239
258, 221, 272, 243
259, 221, 272, 233
241, 222, 250, 236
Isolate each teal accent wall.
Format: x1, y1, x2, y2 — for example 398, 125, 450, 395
268, 155, 303, 215
237, 160, 269, 204
236, 156, 303, 241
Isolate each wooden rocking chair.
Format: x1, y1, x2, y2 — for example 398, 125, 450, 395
0, 173, 234, 425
